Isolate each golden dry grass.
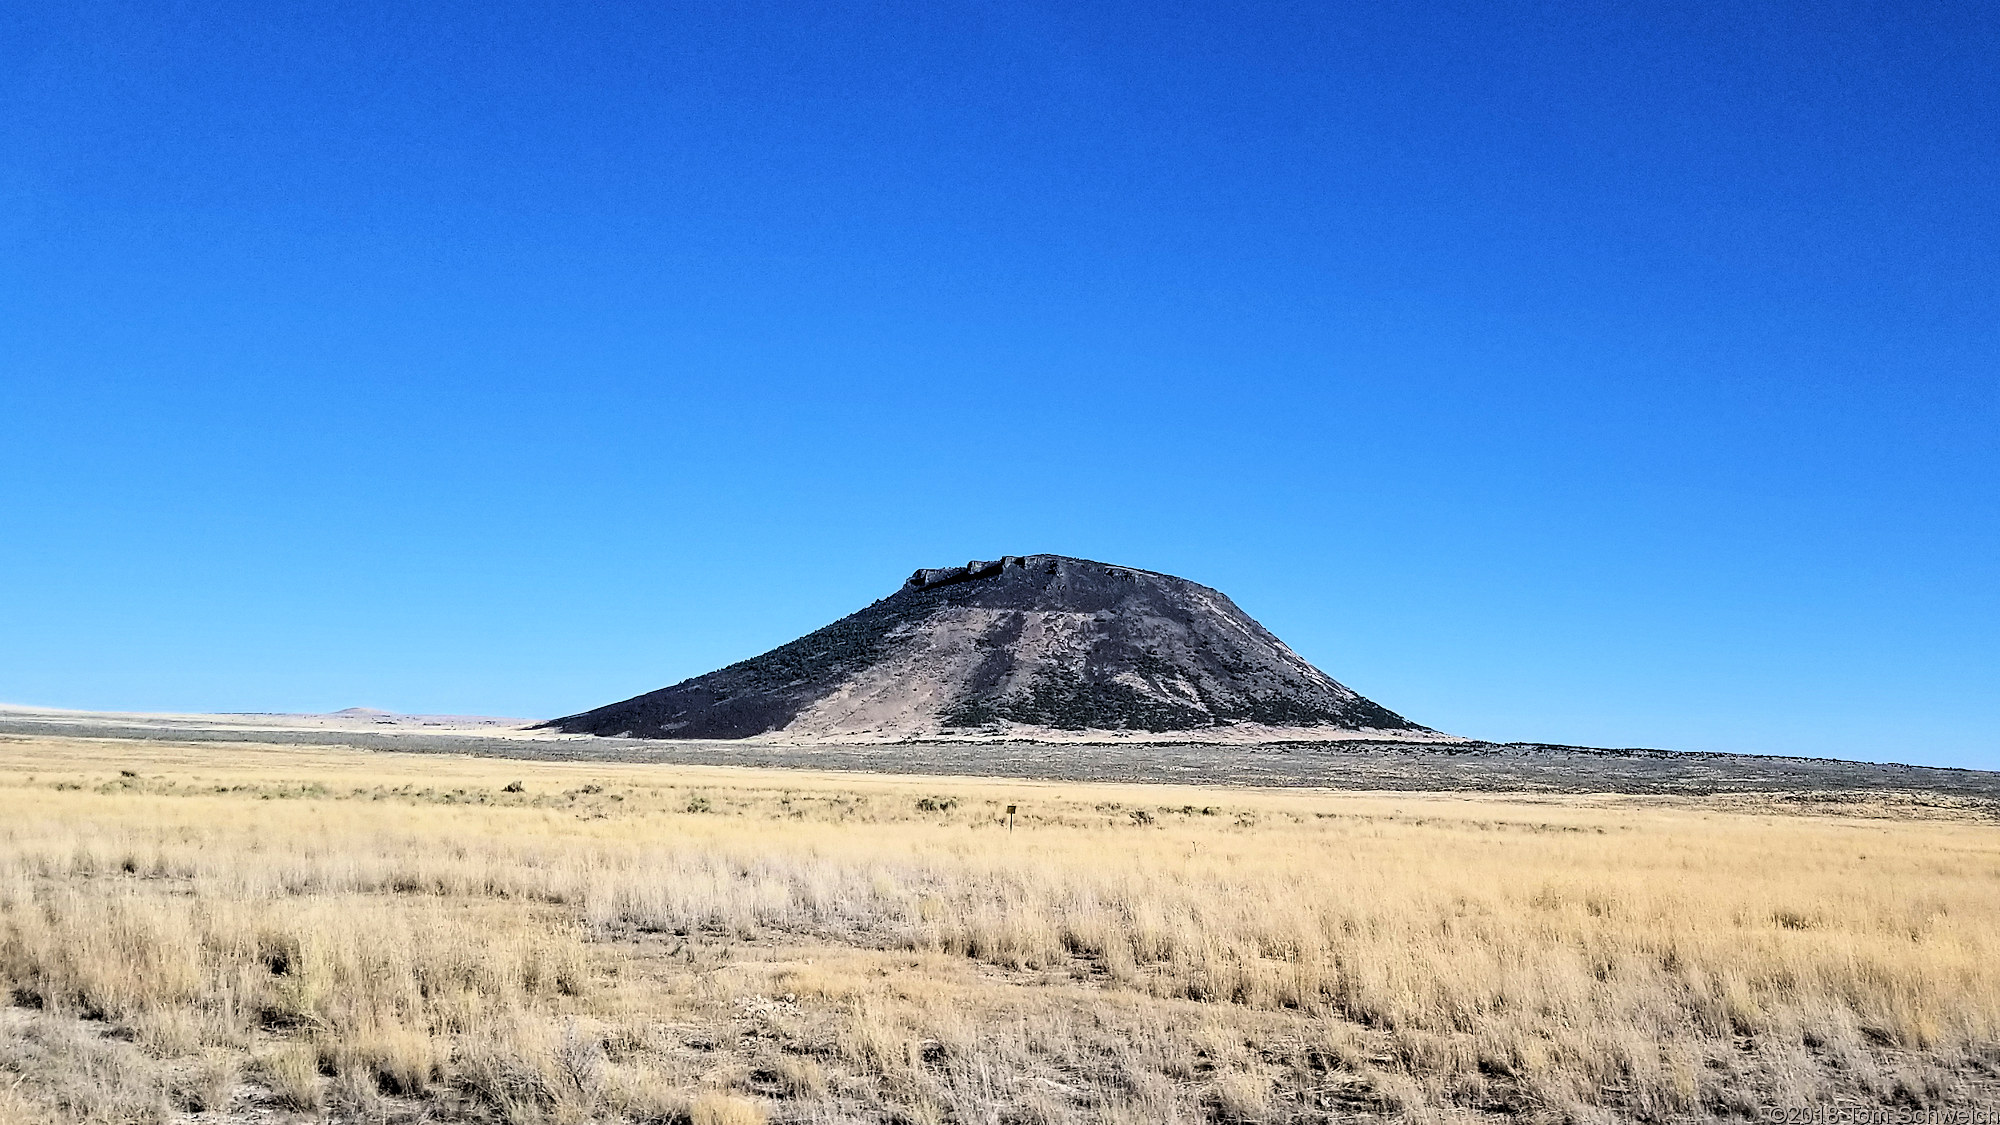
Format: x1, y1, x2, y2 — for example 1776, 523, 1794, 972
0, 734, 1996, 1123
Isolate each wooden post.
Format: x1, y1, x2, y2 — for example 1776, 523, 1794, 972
1006, 804, 1016, 833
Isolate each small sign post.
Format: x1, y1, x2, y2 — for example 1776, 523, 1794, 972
1006, 804, 1016, 833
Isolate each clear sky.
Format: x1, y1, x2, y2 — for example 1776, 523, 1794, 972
3, 2, 1995, 768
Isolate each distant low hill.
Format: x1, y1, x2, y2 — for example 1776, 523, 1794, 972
546, 554, 1440, 742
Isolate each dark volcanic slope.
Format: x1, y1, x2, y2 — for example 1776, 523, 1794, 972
548, 555, 1427, 740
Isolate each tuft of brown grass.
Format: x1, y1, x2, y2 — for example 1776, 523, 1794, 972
167, 1052, 237, 1113
253, 1045, 320, 1111
690, 1091, 767, 1125
0, 735, 1996, 1122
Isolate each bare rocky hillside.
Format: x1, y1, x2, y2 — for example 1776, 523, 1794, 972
546, 555, 1433, 741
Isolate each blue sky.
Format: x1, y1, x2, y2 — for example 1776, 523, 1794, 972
3, 1, 1995, 767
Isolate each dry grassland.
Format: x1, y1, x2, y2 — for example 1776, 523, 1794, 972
0, 735, 1997, 1124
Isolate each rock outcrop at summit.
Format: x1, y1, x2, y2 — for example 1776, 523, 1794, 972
546, 555, 1434, 742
